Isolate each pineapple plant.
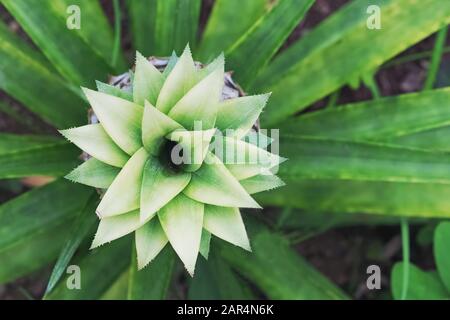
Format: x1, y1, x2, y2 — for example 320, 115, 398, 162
0, 0, 449, 300
60, 47, 284, 275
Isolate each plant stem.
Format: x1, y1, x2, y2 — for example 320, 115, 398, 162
363, 74, 381, 100
112, 0, 122, 71
400, 217, 410, 300
423, 26, 448, 90
382, 47, 450, 69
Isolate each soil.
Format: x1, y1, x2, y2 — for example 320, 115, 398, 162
0, 0, 449, 300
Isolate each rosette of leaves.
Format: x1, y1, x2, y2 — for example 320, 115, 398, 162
59, 46, 285, 275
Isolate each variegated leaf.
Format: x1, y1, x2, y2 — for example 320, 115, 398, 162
59, 124, 129, 167
97, 148, 148, 217
158, 193, 204, 276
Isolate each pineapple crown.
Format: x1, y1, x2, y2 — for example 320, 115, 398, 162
60, 45, 285, 276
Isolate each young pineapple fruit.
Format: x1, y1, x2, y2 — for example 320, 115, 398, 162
60, 45, 285, 275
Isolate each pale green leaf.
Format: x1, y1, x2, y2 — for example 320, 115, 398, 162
135, 218, 168, 269
219, 136, 285, 180
96, 81, 133, 102
140, 155, 191, 222
168, 64, 224, 130
240, 173, 285, 194
183, 153, 261, 208
215, 94, 270, 138
158, 193, 204, 276
83, 88, 144, 155
142, 101, 183, 155
204, 205, 250, 251
156, 46, 197, 114
97, 148, 148, 218
59, 124, 129, 167
65, 158, 120, 189
91, 210, 145, 249
168, 129, 216, 172
133, 52, 165, 105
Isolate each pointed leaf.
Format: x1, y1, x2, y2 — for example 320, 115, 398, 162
128, 245, 175, 299
97, 148, 148, 218
83, 88, 144, 155
254, 0, 450, 126
0, 134, 80, 179
135, 218, 168, 269
199, 230, 212, 259
158, 193, 204, 276
168, 64, 224, 130
198, 0, 269, 61
140, 156, 191, 222
217, 220, 349, 299
2, 0, 112, 86
60, 124, 129, 167
133, 52, 165, 105
226, 0, 314, 86
219, 137, 284, 180
142, 101, 183, 155
216, 94, 270, 138
183, 153, 261, 208
204, 205, 250, 251
168, 129, 216, 172
91, 210, 145, 249
162, 51, 179, 78
240, 173, 285, 194
65, 158, 120, 189
45, 194, 97, 294
0, 20, 86, 128
0, 179, 92, 284
156, 46, 197, 114
46, 236, 131, 300
96, 81, 133, 102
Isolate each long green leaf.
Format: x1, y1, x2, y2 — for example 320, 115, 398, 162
225, 0, 314, 87
153, 0, 202, 56
0, 21, 86, 127
127, 245, 175, 299
217, 219, 348, 299
45, 194, 98, 294
197, 0, 269, 61
52, 0, 126, 71
2, 0, 112, 86
188, 251, 256, 300
0, 134, 81, 179
127, 0, 157, 56
45, 236, 131, 300
254, 0, 450, 126
280, 88, 450, 145
0, 179, 92, 283
277, 136, 450, 185
259, 136, 450, 217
